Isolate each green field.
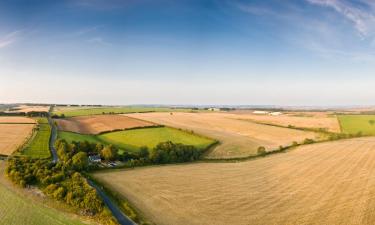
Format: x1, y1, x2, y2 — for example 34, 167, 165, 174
0, 163, 84, 225
22, 118, 51, 158
59, 127, 215, 153
53, 106, 199, 117
338, 115, 375, 135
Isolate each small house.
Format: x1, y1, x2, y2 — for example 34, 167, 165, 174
89, 155, 101, 163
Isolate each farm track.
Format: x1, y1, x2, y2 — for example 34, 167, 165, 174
94, 137, 375, 225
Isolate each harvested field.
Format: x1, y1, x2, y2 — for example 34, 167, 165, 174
94, 137, 375, 225
127, 112, 320, 158
11, 105, 49, 113
56, 115, 157, 134
0, 116, 36, 124
0, 124, 34, 155
225, 113, 341, 132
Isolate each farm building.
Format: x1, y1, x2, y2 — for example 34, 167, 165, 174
253, 110, 269, 114
208, 108, 220, 111
269, 112, 282, 116
89, 155, 101, 163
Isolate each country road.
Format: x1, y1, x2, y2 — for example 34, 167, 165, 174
48, 106, 136, 225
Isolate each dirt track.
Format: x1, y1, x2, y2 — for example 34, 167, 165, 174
94, 137, 375, 225
127, 112, 319, 158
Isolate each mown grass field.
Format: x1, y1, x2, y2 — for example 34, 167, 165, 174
22, 118, 51, 158
59, 127, 215, 153
0, 162, 85, 225
338, 115, 375, 135
94, 137, 375, 225
53, 106, 198, 117
100, 127, 215, 152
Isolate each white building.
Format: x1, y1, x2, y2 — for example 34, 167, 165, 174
253, 110, 268, 114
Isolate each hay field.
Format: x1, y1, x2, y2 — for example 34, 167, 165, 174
0, 116, 36, 124
225, 113, 340, 132
94, 137, 375, 225
0, 124, 34, 155
127, 112, 319, 158
11, 105, 49, 113
56, 115, 157, 134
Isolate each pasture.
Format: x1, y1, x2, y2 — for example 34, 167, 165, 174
0, 124, 35, 155
94, 137, 375, 225
99, 127, 215, 152
59, 127, 215, 153
127, 112, 320, 159
56, 115, 157, 134
22, 118, 51, 158
0, 162, 85, 225
338, 115, 375, 135
227, 112, 340, 132
53, 106, 194, 117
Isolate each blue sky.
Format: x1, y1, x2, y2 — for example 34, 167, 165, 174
1, 0, 375, 106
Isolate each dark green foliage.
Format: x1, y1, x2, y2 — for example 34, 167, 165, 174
150, 141, 201, 164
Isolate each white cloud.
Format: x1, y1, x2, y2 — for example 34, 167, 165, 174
0, 30, 21, 49
306, 0, 375, 37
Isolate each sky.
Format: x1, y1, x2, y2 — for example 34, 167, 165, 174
1, 0, 375, 106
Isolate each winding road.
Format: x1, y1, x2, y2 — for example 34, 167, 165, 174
48, 106, 136, 225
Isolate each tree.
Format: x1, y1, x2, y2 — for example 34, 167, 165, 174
257, 146, 266, 156
72, 152, 88, 171
138, 146, 149, 159
101, 145, 117, 161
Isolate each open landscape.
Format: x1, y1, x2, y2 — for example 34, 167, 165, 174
127, 112, 322, 158
94, 137, 375, 225
3, 1, 375, 224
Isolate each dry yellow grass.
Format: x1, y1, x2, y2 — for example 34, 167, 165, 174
11, 105, 49, 113
55, 115, 156, 134
0, 124, 34, 155
94, 137, 375, 225
127, 112, 319, 158
224, 113, 341, 132
0, 117, 35, 123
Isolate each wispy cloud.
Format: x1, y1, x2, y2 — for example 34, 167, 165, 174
87, 37, 112, 46
0, 30, 21, 49
306, 0, 375, 37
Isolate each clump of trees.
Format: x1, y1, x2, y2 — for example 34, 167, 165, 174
6, 157, 104, 215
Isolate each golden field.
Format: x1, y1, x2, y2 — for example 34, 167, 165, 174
0, 124, 34, 155
94, 137, 375, 225
127, 112, 320, 158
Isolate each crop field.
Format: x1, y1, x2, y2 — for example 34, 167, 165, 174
10, 105, 50, 113
0, 124, 35, 155
94, 137, 375, 225
127, 112, 320, 159
0, 162, 85, 225
0, 116, 36, 124
56, 115, 157, 134
22, 118, 51, 158
338, 115, 375, 135
53, 106, 195, 117
59, 127, 215, 153
226, 112, 340, 132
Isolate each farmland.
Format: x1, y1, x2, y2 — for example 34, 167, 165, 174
0, 116, 36, 124
58, 126, 215, 153
0, 161, 85, 225
226, 112, 341, 132
10, 105, 50, 113
53, 106, 197, 117
21, 118, 51, 158
0, 124, 35, 155
94, 137, 375, 225
338, 115, 375, 135
56, 115, 157, 134
127, 112, 321, 159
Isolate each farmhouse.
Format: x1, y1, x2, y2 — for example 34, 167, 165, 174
269, 112, 282, 116
89, 155, 101, 163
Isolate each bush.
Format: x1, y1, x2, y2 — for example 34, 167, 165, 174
257, 146, 266, 156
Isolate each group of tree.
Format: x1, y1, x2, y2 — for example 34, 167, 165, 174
5, 157, 107, 217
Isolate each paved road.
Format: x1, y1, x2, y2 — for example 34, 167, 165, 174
47, 116, 59, 163
87, 180, 136, 225
47, 106, 136, 225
